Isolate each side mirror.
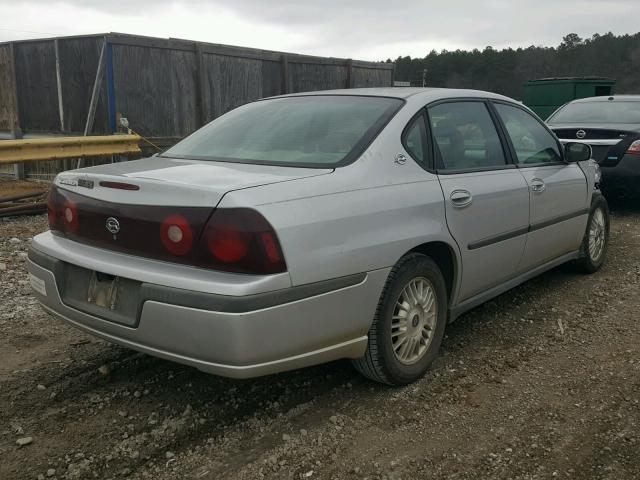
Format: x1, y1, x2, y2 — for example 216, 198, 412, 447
564, 142, 592, 163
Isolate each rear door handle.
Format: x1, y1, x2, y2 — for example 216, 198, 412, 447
530, 178, 546, 193
450, 189, 473, 208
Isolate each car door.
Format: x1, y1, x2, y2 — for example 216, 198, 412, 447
427, 100, 530, 302
492, 102, 589, 271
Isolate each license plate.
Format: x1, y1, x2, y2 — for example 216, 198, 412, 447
87, 271, 120, 310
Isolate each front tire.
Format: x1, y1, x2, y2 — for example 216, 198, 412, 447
352, 254, 447, 385
574, 194, 610, 273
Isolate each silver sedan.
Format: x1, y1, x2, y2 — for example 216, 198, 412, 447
28, 88, 609, 384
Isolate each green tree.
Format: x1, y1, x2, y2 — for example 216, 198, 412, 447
391, 32, 640, 100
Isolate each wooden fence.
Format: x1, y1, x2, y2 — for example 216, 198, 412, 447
0, 33, 395, 180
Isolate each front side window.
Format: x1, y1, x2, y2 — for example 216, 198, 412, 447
428, 101, 507, 171
494, 103, 561, 165
162, 96, 403, 167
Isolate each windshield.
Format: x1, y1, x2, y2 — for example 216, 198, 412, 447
549, 101, 640, 124
162, 95, 403, 167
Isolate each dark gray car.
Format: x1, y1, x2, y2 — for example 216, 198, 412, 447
547, 95, 640, 198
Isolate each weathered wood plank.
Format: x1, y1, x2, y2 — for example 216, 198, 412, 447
168, 48, 199, 135
0, 44, 19, 132
195, 43, 208, 127
112, 43, 198, 137
280, 55, 289, 94
201, 53, 270, 120
58, 36, 110, 134
352, 66, 394, 88
288, 62, 349, 93
13, 41, 59, 132
84, 39, 106, 136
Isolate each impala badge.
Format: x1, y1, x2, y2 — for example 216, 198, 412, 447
395, 153, 407, 165
106, 217, 120, 238
77, 178, 94, 189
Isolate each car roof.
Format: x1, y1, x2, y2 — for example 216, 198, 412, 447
272, 87, 515, 103
568, 95, 640, 104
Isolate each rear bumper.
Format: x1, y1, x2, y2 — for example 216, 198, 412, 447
600, 154, 640, 198
27, 237, 388, 378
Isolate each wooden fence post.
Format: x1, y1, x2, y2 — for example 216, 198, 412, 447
195, 42, 208, 126
346, 59, 353, 88
8, 42, 24, 180
280, 55, 289, 94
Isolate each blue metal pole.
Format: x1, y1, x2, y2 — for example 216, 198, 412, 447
106, 43, 117, 134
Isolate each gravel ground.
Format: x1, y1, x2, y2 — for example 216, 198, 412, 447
0, 207, 638, 480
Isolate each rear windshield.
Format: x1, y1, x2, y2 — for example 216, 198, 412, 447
162, 95, 403, 167
549, 101, 640, 124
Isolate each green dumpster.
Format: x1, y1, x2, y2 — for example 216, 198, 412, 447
522, 77, 616, 120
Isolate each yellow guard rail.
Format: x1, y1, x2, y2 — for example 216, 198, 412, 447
0, 135, 142, 165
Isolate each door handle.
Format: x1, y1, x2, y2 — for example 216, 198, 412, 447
450, 189, 473, 208
530, 178, 546, 193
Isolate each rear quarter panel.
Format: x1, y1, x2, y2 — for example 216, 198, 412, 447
219, 110, 458, 287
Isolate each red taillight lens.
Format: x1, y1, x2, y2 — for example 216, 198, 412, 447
160, 214, 193, 256
207, 225, 250, 263
47, 187, 79, 233
627, 140, 640, 155
201, 208, 286, 274
63, 200, 79, 233
46, 185, 286, 275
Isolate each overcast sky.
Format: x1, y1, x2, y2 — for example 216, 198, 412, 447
1, 0, 638, 60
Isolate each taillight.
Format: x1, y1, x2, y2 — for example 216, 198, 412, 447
47, 187, 79, 233
201, 208, 286, 274
627, 140, 640, 155
160, 215, 193, 256
63, 200, 79, 233
45, 185, 286, 275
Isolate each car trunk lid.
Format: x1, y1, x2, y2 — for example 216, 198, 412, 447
49, 156, 332, 263
550, 124, 640, 165
55, 156, 332, 207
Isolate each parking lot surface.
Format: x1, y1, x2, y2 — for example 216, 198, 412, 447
1, 208, 638, 480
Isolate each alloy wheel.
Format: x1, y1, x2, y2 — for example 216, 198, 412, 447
588, 207, 606, 262
391, 277, 438, 365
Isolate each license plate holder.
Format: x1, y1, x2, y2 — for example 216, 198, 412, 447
87, 271, 120, 310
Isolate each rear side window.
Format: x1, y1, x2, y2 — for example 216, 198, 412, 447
494, 103, 562, 165
427, 102, 507, 171
162, 96, 404, 167
403, 114, 428, 168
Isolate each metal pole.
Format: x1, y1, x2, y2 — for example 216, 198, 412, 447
78, 38, 107, 169
54, 39, 65, 132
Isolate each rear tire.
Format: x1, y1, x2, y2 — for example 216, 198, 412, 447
352, 253, 447, 385
574, 193, 610, 273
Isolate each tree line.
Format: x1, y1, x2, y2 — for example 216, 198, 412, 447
391, 32, 640, 99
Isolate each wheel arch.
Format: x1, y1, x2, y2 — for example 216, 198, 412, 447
403, 240, 460, 307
